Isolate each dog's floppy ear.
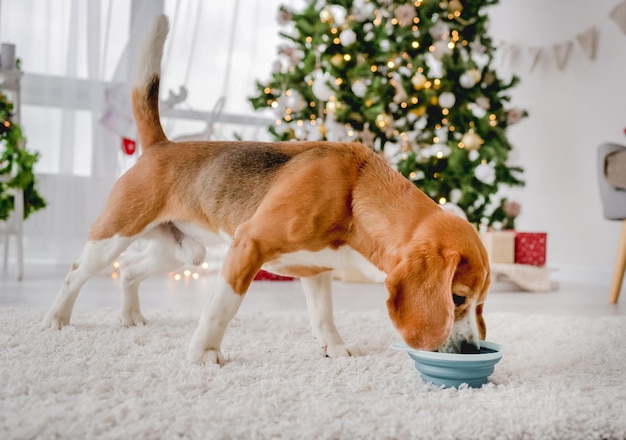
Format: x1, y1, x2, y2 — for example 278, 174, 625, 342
385, 249, 460, 350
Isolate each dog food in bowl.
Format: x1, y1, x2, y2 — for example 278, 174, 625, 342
391, 341, 504, 388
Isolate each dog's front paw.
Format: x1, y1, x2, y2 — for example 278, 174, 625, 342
41, 311, 70, 330
187, 346, 225, 366
323, 344, 359, 358
119, 311, 147, 327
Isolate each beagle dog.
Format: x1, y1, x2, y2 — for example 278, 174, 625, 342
42, 15, 491, 364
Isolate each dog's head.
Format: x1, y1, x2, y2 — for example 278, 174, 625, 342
385, 211, 490, 353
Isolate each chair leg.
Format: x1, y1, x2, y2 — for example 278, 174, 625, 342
15, 189, 23, 281
609, 220, 626, 304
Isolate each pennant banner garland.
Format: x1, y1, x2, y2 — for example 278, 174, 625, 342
498, 0, 625, 72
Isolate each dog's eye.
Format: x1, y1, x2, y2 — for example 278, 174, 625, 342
452, 294, 466, 306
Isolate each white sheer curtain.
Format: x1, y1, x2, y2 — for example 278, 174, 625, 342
0, 0, 282, 264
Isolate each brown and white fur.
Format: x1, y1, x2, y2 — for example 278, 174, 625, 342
42, 15, 491, 364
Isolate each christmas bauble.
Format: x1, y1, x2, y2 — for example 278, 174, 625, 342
461, 130, 482, 150
312, 73, 334, 101
448, 0, 463, 13
438, 92, 456, 108
375, 113, 393, 129
284, 90, 306, 112
432, 40, 452, 60
330, 53, 344, 67
351, 80, 367, 98
429, 21, 450, 40
320, 8, 333, 23
339, 29, 357, 46
459, 71, 476, 88
475, 162, 496, 185
469, 69, 482, 83
411, 72, 427, 89
327, 5, 346, 26
449, 188, 463, 204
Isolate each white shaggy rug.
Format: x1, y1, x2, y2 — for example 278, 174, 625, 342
1, 308, 626, 440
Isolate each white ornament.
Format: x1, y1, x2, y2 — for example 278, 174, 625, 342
449, 188, 462, 204
327, 5, 347, 26
295, 120, 322, 141
353, 0, 375, 21
459, 71, 476, 88
468, 150, 480, 161
438, 92, 456, 108
476, 96, 490, 110
284, 90, 306, 112
470, 103, 487, 118
410, 170, 425, 181
351, 80, 367, 98
380, 39, 391, 51
325, 101, 337, 114
430, 143, 451, 158
429, 21, 450, 40
340, 29, 357, 46
398, 66, 412, 77
312, 73, 334, 101
475, 162, 496, 185
411, 72, 427, 89
432, 40, 452, 60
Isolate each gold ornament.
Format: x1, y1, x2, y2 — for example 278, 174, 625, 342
330, 53, 344, 67
318, 123, 327, 138
411, 72, 427, 90
375, 113, 392, 129
461, 130, 482, 150
320, 8, 333, 23
448, 0, 463, 13
469, 69, 482, 83
410, 106, 427, 117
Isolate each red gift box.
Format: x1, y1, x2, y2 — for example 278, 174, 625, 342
514, 232, 547, 266
253, 270, 294, 281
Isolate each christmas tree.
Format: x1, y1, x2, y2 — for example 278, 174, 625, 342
0, 91, 46, 221
250, 0, 525, 228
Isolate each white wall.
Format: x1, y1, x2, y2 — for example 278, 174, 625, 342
487, 0, 626, 284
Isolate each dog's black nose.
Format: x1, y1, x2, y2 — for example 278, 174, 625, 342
460, 341, 480, 354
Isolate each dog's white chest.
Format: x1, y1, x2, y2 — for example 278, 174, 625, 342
171, 221, 386, 281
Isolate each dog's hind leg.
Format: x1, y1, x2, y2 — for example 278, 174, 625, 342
42, 235, 136, 329
119, 224, 206, 326
301, 271, 354, 358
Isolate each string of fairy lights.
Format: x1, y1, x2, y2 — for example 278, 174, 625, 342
110, 246, 228, 281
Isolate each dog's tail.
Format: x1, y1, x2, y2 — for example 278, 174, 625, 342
132, 14, 169, 150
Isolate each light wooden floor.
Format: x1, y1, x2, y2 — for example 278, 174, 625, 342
1, 262, 624, 318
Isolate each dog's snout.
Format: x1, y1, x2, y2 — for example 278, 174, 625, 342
460, 340, 480, 354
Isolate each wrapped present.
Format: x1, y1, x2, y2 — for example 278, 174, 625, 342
514, 232, 547, 266
253, 270, 294, 281
479, 231, 516, 264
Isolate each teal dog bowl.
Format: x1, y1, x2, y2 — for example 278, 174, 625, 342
391, 341, 504, 388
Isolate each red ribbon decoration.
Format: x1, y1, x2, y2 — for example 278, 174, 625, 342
121, 137, 137, 155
